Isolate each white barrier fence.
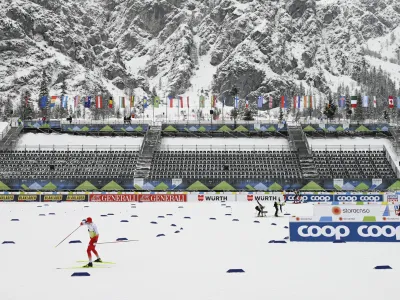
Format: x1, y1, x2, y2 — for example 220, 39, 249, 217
0, 192, 399, 202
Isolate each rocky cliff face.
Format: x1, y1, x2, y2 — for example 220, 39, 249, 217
1, 0, 399, 105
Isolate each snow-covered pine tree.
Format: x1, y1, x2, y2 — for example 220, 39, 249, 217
115, 105, 121, 119
345, 86, 352, 120
60, 78, 68, 119
4, 95, 13, 119
38, 70, 50, 117
19, 90, 34, 120
76, 104, 82, 119
323, 92, 337, 121
68, 105, 73, 118
278, 106, 284, 123
354, 92, 364, 123
90, 96, 101, 120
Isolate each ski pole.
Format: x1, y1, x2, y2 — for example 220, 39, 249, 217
55, 225, 81, 248
97, 240, 139, 245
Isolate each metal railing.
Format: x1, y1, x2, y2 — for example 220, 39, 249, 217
158, 144, 291, 151
383, 145, 400, 178
61, 119, 149, 125
13, 144, 141, 151
310, 144, 385, 151
0, 123, 11, 141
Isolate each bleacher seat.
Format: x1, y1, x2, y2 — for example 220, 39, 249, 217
312, 150, 395, 179
0, 150, 139, 179
149, 150, 302, 179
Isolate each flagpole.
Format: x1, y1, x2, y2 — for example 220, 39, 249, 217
152, 96, 155, 125
166, 96, 168, 123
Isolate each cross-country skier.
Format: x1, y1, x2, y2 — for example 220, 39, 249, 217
279, 200, 284, 213
80, 217, 102, 267
255, 200, 267, 217
273, 201, 279, 217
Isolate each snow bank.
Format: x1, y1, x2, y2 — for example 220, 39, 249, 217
16, 133, 143, 150
0, 122, 9, 133
161, 137, 290, 150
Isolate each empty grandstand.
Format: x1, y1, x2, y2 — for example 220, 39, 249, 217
150, 148, 301, 180
0, 121, 399, 191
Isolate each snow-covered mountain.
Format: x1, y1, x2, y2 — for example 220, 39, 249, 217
1, 0, 400, 106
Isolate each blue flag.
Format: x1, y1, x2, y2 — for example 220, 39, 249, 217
40, 96, 48, 109
397, 97, 400, 109
143, 97, 148, 109
84, 96, 91, 108
61, 96, 68, 109
339, 96, 346, 108
234, 96, 239, 108
257, 96, 263, 108
362, 96, 369, 108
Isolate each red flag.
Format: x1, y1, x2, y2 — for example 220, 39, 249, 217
269, 95, 273, 109
169, 96, 174, 108
187, 96, 189, 108
293, 96, 297, 109
180, 96, 183, 108
280, 96, 285, 108
245, 99, 249, 109
96, 96, 103, 108
389, 96, 394, 108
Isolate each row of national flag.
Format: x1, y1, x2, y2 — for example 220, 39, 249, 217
39, 95, 153, 109
39, 94, 400, 110
340, 96, 400, 109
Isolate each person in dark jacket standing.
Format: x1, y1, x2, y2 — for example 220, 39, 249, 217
274, 201, 279, 217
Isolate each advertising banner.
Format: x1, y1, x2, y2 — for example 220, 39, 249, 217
334, 194, 384, 202
89, 194, 186, 202
136, 194, 186, 202
387, 194, 399, 202
189, 193, 235, 202
244, 193, 284, 202
290, 221, 400, 242
63, 194, 87, 202
89, 194, 136, 202
284, 193, 384, 203
43, 195, 63, 201
285, 194, 334, 203
313, 204, 390, 217
16, 194, 39, 202
0, 194, 16, 202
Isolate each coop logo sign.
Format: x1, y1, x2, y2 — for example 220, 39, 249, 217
335, 195, 382, 202
290, 222, 400, 242
285, 194, 333, 202
298, 225, 350, 240
285, 194, 384, 203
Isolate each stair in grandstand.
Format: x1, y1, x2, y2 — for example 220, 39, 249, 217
288, 125, 319, 179
135, 126, 162, 178
389, 126, 400, 156
0, 126, 23, 150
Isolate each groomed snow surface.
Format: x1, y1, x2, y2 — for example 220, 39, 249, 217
0, 202, 398, 300
16, 133, 144, 150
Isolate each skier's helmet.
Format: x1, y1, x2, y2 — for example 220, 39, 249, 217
86, 217, 93, 223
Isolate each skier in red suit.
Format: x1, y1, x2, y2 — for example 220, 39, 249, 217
80, 217, 102, 267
